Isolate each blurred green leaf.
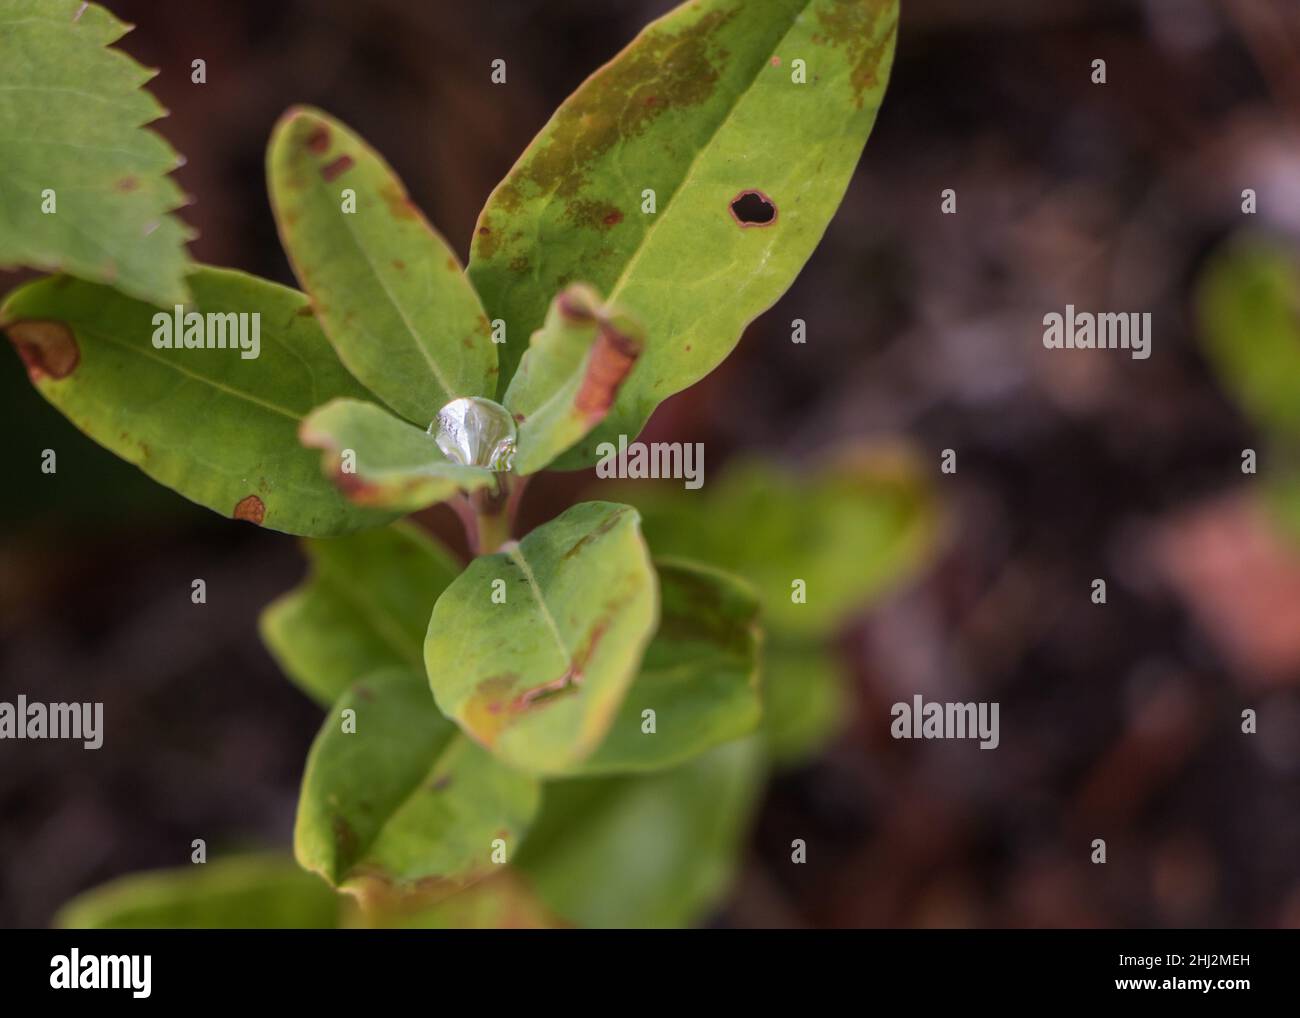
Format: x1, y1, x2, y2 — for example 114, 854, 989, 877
300, 397, 495, 512
1, 269, 396, 535
268, 106, 497, 423
516, 737, 765, 928
1198, 238, 1300, 444
618, 444, 938, 638
1261, 467, 1300, 543
260, 523, 461, 706
56, 854, 340, 929
470, 0, 899, 466
576, 558, 761, 774
295, 668, 540, 904
425, 501, 658, 774
0, 0, 192, 305
503, 284, 643, 475
761, 641, 849, 766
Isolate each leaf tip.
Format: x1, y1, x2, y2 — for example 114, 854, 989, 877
574, 320, 643, 422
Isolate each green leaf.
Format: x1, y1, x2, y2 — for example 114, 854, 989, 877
470, 0, 899, 464
503, 284, 643, 475
425, 501, 658, 774
260, 523, 461, 707
576, 558, 761, 774
300, 397, 495, 512
0, 0, 192, 305
1197, 238, 1300, 444
268, 106, 497, 423
295, 668, 540, 904
516, 738, 765, 928
620, 444, 938, 638
762, 641, 848, 766
0, 268, 396, 535
379, 871, 560, 929
56, 853, 341, 929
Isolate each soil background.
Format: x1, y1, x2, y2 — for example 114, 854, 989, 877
2, 0, 1299, 928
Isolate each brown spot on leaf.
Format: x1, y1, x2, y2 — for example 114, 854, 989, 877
333, 815, 359, 864
115, 176, 139, 192
509, 256, 530, 274
814, 1, 898, 109
233, 495, 265, 525
320, 155, 354, 182
296, 304, 315, 317
729, 189, 778, 227
487, 8, 737, 220
464, 675, 520, 744
564, 198, 630, 231
331, 468, 385, 504
475, 223, 500, 260
514, 618, 609, 708
5, 320, 80, 382
380, 182, 419, 220
305, 124, 331, 153
392, 259, 406, 271
561, 507, 631, 560
512, 668, 583, 710
574, 323, 641, 420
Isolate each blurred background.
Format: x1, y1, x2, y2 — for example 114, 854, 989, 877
3, 0, 1300, 927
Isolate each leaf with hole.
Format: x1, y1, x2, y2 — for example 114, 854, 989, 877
424, 501, 658, 774
0, 0, 193, 305
260, 523, 461, 707
470, 0, 899, 465
268, 106, 497, 424
1, 268, 396, 535
295, 668, 540, 904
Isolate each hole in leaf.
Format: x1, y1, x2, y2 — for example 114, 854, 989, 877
730, 189, 777, 227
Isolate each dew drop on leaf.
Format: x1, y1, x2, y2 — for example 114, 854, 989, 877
431, 396, 517, 471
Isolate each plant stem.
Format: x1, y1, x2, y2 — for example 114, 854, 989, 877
469, 476, 513, 555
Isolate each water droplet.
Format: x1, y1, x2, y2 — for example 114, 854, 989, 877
431, 397, 516, 471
